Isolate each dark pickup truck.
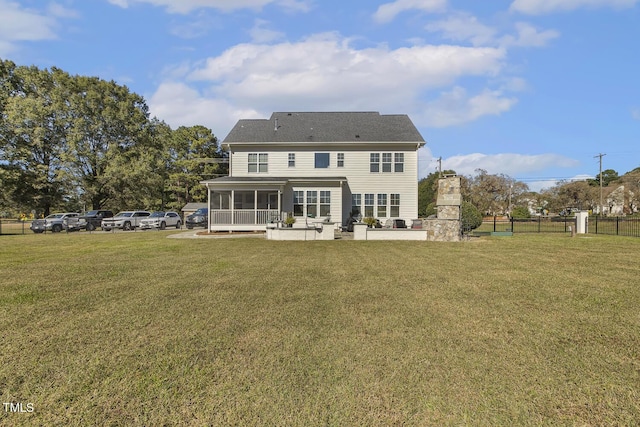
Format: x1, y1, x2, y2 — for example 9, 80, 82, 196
68, 210, 114, 231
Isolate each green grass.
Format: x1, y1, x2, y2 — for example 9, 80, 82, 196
1, 232, 639, 426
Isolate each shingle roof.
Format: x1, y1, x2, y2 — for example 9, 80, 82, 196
223, 112, 425, 144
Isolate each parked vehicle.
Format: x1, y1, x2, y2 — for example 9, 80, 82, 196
67, 210, 114, 231
30, 213, 79, 233
186, 207, 208, 229
139, 211, 182, 230
101, 211, 150, 231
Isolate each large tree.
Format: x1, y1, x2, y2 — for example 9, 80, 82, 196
162, 125, 227, 211
2, 65, 71, 216
465, 169, 528, 216
63, 74, 156, 211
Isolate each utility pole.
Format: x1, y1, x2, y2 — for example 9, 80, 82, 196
595, 153, 606, 216
437, 157, 442, 177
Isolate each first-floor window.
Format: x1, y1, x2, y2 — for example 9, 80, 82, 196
293, 191, 304, 216
364, 193, 374, 217
307, 191, 318, 217
320, 191, 331, 216
377, 194, 387, 217
390, 194, 400, 217
351, 194, 361, 217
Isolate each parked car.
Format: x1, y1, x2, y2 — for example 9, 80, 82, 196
101, 211, 150, 231
186, 207, 208, 229
392, 219, 407, 228
139, 211, 182, 230
67, 210, 114, 231
30, 213, 79, 233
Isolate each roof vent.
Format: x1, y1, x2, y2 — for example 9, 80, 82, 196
274, 118, 278, 131
355, 134, 360, 138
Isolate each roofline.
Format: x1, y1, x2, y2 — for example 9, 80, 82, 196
223, 141, 427, 149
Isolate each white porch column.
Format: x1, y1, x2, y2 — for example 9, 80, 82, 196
254, 190, 258, 225
207, 184, 211, 231
278, 189, 282, 220
231, 190, 235, 224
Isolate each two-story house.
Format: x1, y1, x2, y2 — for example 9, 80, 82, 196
201, 112, 426, 231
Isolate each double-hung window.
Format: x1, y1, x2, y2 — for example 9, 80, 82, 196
390, 194, 400, 217
306, 191, 318, 217
293, 191, 304, 216
364, 194, 375, 217
382, 153, 392, 172
288, 153, 295, 167
337, 153, 344, 167
377, 194, 387, 217
394, 153, 404, 172
320, 191, 331, 216
370, 153, 380, 172
248, 153, 268, 173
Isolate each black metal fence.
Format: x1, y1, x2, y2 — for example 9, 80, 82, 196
589, 216, 640, 237
0, 219, 28, 235
478, 216, 640, 238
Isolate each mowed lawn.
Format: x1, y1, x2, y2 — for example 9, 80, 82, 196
1, 232, 638, 426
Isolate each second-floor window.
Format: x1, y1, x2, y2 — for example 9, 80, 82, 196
370, 152, 404, 173
315, 153, 330, 168
382, 153, 392, 172
394, 153, 404, 172
248, 153, 268, 173
288, 153, 295, 167
337, 153, 344, 167
370, 153, 380, 172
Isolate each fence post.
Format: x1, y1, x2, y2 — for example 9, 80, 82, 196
616, 217, 620, 235
595, 216, 598, 234
493, 215, 497, 232
538, 215, 541, 233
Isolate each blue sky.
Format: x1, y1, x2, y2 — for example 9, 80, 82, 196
2, 0, 639, 191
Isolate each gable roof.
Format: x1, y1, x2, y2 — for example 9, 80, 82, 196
223, 112, 425, 144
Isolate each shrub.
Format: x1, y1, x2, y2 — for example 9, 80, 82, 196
511, 206, 531, 219
461, 201, 482, 231
363, 217, 378, 227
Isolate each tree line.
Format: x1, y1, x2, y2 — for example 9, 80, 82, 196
0, 59, 227, 217
420, 167, 640, 218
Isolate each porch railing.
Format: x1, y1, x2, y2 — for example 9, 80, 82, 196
212, 209, 280, 225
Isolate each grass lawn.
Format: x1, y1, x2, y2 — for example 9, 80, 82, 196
1, 232, 639, 425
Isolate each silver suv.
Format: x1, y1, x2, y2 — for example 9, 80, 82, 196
30, 213, 80, 233
101, 211, 150, 231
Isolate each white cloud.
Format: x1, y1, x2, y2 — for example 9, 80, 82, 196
0, 0, 64, 55
442, 153, 580, 177
149, 33, 512, 133
419, 87, 517, 128
148, 81, 262, 137
426, 14, 559, 49
169, 12, 221, 39
107, 0, 312, 14
425, 13, 497, 46
188, 33, 504, 103
510, 0, 638, 15
374, 0, 447, 23
499, 22, 560, 47
632, 108, 640, 120
249, 19, 285, 43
